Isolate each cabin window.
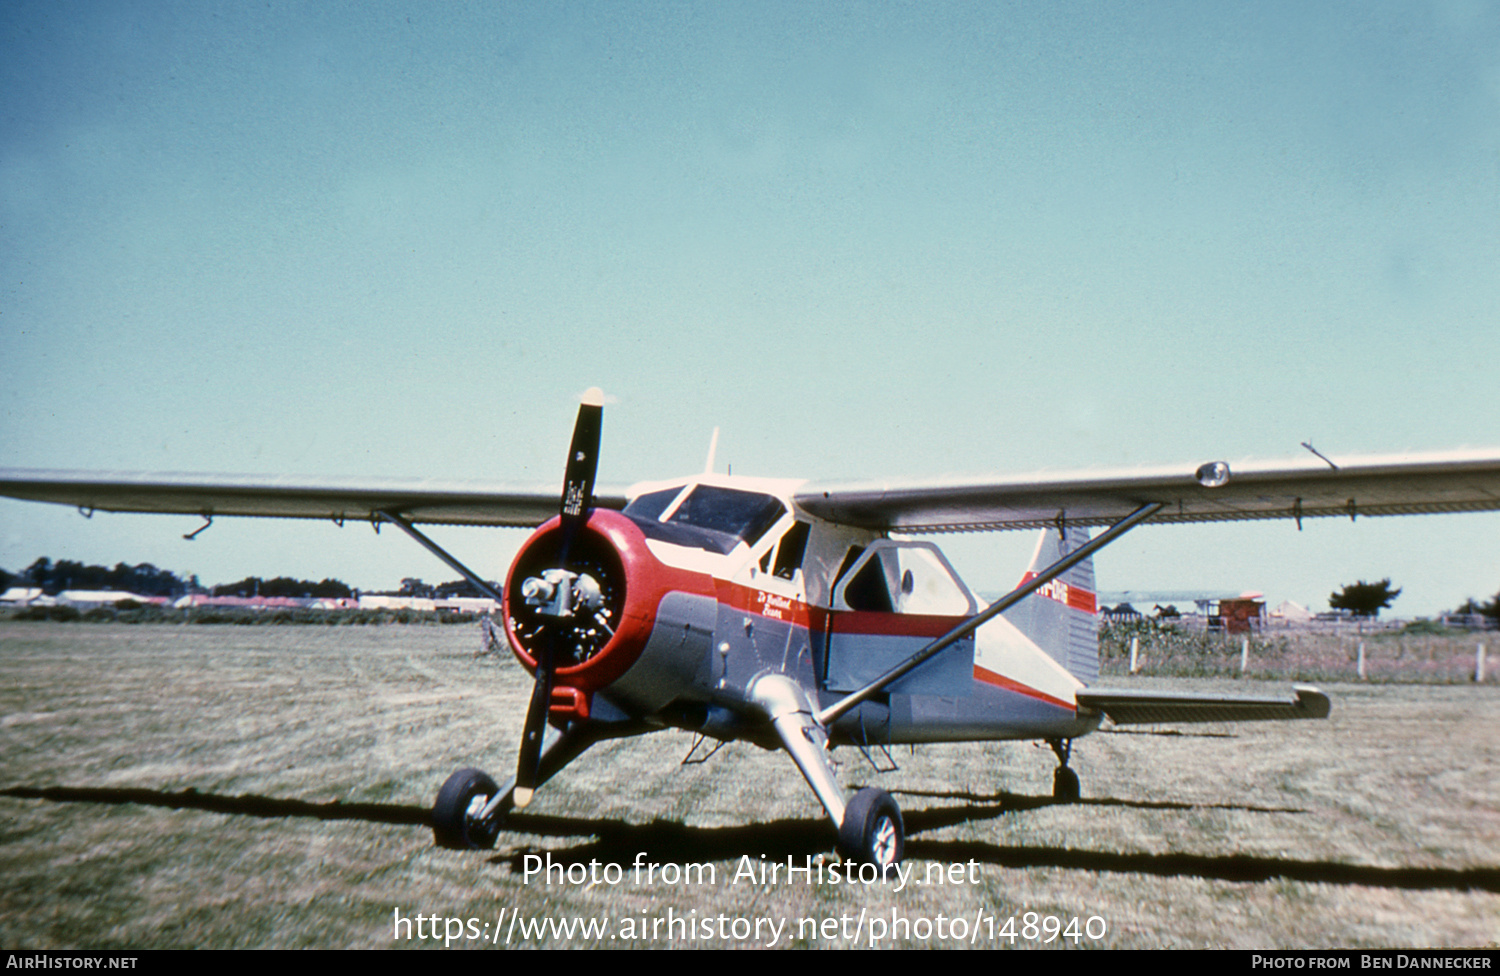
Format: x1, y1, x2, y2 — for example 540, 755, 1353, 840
772, 521, 810, 580
889, 545, 975, 615
833, 541, 976, 616
841, 549, 894, 612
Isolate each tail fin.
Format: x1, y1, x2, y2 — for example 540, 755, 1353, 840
1000, 527, 1100, 684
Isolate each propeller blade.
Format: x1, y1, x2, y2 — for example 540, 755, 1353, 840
515, 388, 604, 808
513, 633, 554, 808
559, 387, 604, 524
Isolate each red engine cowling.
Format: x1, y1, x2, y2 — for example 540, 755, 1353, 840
503, 509, 708, 718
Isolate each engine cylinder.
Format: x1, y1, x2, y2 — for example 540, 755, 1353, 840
504, 509, 702, 699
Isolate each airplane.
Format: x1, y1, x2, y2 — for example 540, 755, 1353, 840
3, 389, 1499, 868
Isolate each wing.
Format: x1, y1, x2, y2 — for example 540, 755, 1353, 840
0, 469, 631, 528
1076, 685, 1331, 725
796, 448, 1500, 532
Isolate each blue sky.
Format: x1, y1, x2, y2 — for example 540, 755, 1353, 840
3, 1, 1498, 614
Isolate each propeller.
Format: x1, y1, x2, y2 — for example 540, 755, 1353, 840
513, 387, 604, 808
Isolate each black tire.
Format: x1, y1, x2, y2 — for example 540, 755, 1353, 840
837, 787, 904, 867
433, 767, 500, 850
1053, 765, 1080, 802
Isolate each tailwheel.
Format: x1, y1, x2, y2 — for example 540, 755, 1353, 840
1048, 738, 1080, 801
838, 787, 904, 868
433, 767, 501, 850
1052, 765, 1080, 802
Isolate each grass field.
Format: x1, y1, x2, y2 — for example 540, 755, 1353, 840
2, 622, 1496, 949
1100, 620, 1497, 684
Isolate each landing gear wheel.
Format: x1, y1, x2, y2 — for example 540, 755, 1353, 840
433, 767, 501, 850
1052, 765, 1080, 802
838, 787, 904, 868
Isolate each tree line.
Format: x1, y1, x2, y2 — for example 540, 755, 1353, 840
0, 557, 354, 600
3, 556, 1495, 624
1328, 578, 1499, 625
0, 557, 498, 602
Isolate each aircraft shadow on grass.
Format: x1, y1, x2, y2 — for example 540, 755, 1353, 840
6, 783, 1496, 894
0, 784, 431, 827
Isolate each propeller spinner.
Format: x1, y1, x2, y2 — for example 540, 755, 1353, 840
513, 387, 605, 808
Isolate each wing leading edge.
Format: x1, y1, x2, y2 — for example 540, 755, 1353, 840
796, 448, 1500, 532
0, 469, 630, 528
1076, 685, 1331, 725
3, 447, 1498, 532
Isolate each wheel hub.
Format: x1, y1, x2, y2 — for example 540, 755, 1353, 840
871, 816, 899, 865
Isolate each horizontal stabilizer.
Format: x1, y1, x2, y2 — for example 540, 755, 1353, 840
1076, 685, 1330, 725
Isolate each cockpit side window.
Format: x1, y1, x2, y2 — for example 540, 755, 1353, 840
772, 521, 810, 580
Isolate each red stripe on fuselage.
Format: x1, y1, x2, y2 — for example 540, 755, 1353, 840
714, 582, 967, 637
818, 608, 967, 637
972, 663, 1077, 711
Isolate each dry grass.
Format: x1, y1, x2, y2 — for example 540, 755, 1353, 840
1, 622, 1496, 949
1102, 621, 1496, 684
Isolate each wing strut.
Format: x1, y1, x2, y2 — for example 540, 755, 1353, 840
373, 510, 505, 603
815, 502, 1164, 727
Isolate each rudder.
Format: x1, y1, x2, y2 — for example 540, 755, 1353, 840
999, 527, 1100, 684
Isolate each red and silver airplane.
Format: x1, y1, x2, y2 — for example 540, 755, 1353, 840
3, 390, 1498, 867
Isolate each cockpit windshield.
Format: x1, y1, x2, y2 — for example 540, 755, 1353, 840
623, 484, 788, 555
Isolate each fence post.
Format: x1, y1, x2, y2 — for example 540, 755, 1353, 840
1240, 635, 1250, 674
1477, 642, 1487, 683
1129, 635, 1140, 674
1357, 641, 1366, 680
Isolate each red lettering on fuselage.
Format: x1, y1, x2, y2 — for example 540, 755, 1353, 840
1018, 572, 1098, 614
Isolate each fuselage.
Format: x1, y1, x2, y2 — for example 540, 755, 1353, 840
502, 473, 1102, 747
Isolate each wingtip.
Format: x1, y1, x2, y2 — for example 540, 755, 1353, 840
1293, 684, 1331, 719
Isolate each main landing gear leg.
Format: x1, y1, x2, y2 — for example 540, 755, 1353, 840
1048, 738, 1080, 802
750, 674, 905, 869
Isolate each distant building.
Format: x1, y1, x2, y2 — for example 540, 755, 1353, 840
172, 595, 314, 609
57, 591, 167, 608
356, 594, 499, 614
1213, 598, 1265, 634
358, 595, 436, 612
1269, 600, 1314, 624
435, 597, 500, 615
1098, 591, 1268, 633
